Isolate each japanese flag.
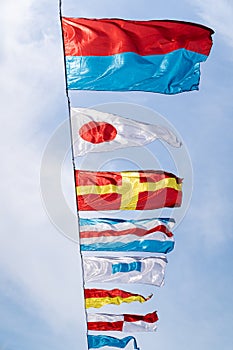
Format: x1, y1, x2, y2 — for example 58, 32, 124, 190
71, 107, 181, 157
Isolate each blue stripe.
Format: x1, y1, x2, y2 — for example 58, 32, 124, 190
112, 262, 142, 274
88, 335, 139, 349
81, 240, 174, 253
79, 217, 174, 226
66, 49, 208, 94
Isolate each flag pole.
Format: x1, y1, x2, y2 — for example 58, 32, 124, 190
58, 1, 89, 349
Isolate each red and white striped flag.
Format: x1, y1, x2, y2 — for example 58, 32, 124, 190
87, 311, 158, 332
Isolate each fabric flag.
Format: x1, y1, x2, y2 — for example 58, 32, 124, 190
75, 170, 182, 211
62, 18, 213, 94
71, 107, 182, 157
83, 256, 167, 286
84, 288, 152, 309
79, 217, 175, 253
88, 335, 140, 349
87, 311, 158, 332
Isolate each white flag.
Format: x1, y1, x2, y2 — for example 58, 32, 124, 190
83, 256, 167, 286
71, 108, 181, 156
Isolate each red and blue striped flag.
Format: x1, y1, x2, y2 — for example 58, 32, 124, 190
62, 18, 213, 94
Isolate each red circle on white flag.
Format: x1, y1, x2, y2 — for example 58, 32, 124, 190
79, 121, 117, 144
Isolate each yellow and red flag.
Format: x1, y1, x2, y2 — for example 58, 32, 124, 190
75, 170, 182, 211
84, 288, 152, 309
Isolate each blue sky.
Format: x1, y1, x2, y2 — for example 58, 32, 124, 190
1, 0, 233, 349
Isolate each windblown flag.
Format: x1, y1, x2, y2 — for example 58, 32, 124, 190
87, 311, 158, 332
84, 288, 152, 309
75, 170, 182, 211
88, 335, 140, 349
62, 18, 213, 94
83, 256, 167, 286
79, 217, 175, 253
71, 107, 181, 156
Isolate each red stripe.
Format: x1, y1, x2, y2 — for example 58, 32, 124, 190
75, 170, 181, 186
124, 311, 158, 323
75, 170, 122, 186
80, 225, 173, 238
88, 321, 123, 331
77, 190, 181, 210
139, 170, 181, 183
146, 224, 173, 237
62, 18, 213, 57
77, 193, 122, 211
84, 288, 145, 299
77, 189, 182, 210
136, 188, 182, 210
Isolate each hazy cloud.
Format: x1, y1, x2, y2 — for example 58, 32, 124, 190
189, 0, 233, 48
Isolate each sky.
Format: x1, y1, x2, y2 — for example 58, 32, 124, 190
1, 0, 233, 350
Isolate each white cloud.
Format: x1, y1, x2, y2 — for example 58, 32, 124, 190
0, 0, 85, 335
189, 179, 232, 250
189, 0, 233, 48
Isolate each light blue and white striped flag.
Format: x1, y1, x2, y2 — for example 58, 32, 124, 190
79, 217, 175, 253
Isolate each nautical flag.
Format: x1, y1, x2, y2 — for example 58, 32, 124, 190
75, 170, 182, 211
71, 107, 181, 156
79, 217, 175, 253
62, 18, 213, 94
83, 256, 167, 286
87, 311, 158, 332
84, 288, 152, 309
88, 335, 140, 349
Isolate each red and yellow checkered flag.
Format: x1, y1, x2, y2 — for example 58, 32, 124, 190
75, 170, 182, 211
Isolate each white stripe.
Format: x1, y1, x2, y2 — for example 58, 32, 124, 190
81, 231, 174, 245
80, 221, 135, 232
80, 218, 174, 233
123, 321, 157, 332
83, 256, 167, 286
88, 314, 123, 323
